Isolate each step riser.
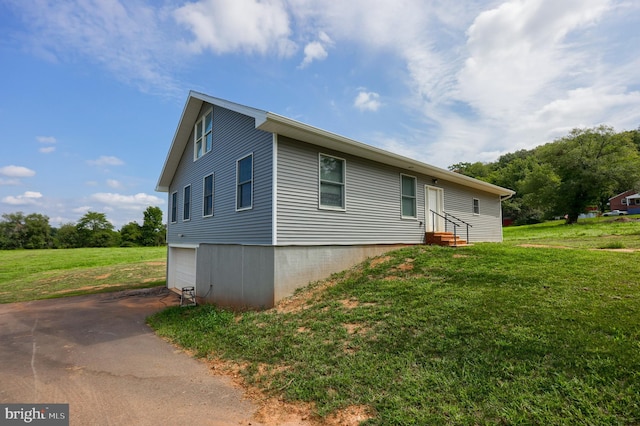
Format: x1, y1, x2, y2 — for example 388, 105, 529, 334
425, 232, 467, 247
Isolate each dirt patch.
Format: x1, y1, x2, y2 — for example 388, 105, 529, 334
205, 356, 373, 425
397, 258, 414, 272
339, 298, 360, 309
95, 273, 111, 280
52, 284, 114, 294
326, 405, 375, 425
276, 279, 338, 314
518, 244, 573, 249
370, 255, 392, 268
519, 243, 639, 252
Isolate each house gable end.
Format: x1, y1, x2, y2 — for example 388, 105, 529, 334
156, 91, 268, 192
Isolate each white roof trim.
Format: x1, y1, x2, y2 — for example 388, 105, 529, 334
157, 92, 515, 197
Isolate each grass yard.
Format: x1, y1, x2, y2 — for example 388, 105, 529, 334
0, 247, 166, 304
148, 220, 640, 425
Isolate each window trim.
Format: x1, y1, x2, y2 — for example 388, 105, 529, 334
183, 185, 191, 222
170, 191, 178, 224
236, 153, 253, 212
318, 153, 346, 211
203, 173, 214, 217
193, 108, 213, 161
400, 173, 417, 219
473, 198, 480, 215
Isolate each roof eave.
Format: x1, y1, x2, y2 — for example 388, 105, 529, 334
258, 113, 515, 197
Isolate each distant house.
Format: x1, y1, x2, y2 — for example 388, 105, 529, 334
609, 190, 640, 214
156, 91, 515, 309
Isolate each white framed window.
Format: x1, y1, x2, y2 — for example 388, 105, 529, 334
319, 153, 346, 210
183, 185, 191, 221
473, 198, 480, 215
170, 191, 178, 223
194, 109, 213, 160
622, 198, 628, 205
203, 174, 214, 217
400, 174, 417, 218
236, 154, 253, 211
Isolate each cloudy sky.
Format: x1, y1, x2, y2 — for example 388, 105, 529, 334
1, 0, 639, 227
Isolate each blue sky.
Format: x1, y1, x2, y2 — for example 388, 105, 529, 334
1, 0, 639, 228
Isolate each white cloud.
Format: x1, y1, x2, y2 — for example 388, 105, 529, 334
299, 31, 332, 68
300, 41, 328, 68
354, 91, 382, 112
87, 156, 125, 167
36, 135, 57, 144
0, 165, 36, 177
0, 179, 21, 186
2, 191, 43, 206
174, 0, 296, 56
106, 179, 123, 189
39, 146, 56, 154
90, 192, 164, 210
6, 0, 184, 95
455, 0, 612, 120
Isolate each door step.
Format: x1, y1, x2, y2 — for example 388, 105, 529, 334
425, 232, 467, 247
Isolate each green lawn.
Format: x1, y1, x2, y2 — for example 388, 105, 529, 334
148, 221, 640, 425
0, 247, 166, 304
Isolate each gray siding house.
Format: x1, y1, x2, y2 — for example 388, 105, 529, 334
157, 91, 514, 308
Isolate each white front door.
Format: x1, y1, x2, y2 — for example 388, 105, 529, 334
425, 186, 445, 232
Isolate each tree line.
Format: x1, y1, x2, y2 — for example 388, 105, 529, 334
0, 206, 166, 250
450, 126, 640, 224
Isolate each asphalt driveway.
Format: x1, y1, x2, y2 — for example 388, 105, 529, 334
0, 287, 262, 425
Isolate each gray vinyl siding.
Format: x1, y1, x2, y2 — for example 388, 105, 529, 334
167, 104, 273, 245
439, 181, 504, 242
276, 136, 503, 244
276, 136, 427, 245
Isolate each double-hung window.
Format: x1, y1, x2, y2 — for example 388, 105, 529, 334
319, 154, 346, 210
203, 174, 214, 217
473, 198, 480, 215
170, 192, 177, 223
236, 154, 253, 210
401, 174, 417, 218
194, 109, 213, 160
183, 185, 191, 221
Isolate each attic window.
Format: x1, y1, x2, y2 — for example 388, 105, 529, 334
194, 109, 213, 160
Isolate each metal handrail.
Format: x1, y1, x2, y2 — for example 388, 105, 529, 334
444, 211, 472, 244
430, 210, 462, 247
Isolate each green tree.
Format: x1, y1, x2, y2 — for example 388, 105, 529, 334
0, 212, 27, 249
120, 221, 142, 246
23, 213, 52, 249
76, 211, 119, 247
140, 206, 165, 246
539, 125, 640, 223
448, 161, 492, 181
54, 223, 81, 248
